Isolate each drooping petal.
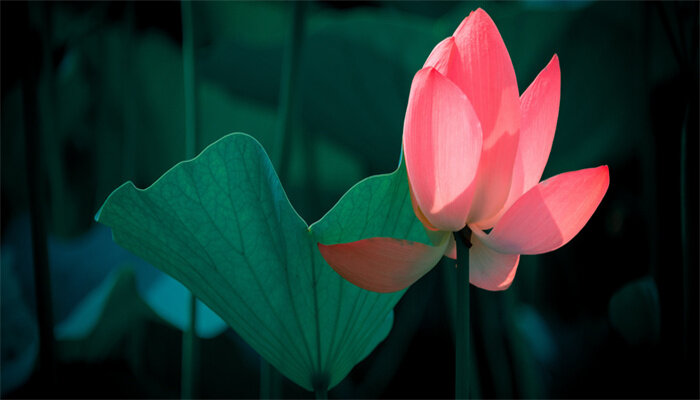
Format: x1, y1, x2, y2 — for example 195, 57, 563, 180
479, 166, 610, 255
318, 235, 449, 293
444, 233, 457, 259
475, 55, 561, 230
403, 67, 483, 232
469, 232, 520, 291
449, 9, 522, 224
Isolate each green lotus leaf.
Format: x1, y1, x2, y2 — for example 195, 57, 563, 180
311, 156, 443, 247
96, 133, 403, 391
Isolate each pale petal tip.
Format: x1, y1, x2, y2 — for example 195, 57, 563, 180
549, 54, 560, 72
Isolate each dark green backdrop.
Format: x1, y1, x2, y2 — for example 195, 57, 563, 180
1, 1, 698, 398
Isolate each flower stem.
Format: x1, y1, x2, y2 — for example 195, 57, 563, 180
455, 228, 471, 399
180, 1, 199, 398
314, 386, 328, 400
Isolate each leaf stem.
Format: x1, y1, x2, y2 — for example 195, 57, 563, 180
455, 228, 471, 399
315, 385, 328, 400
180, 1, 199, 398
181, 294, 199, 398
259, 358, 281, 399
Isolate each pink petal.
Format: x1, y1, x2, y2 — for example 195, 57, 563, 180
475, 55, 561, 230
424, 37, 464, 84
517, 54, 561, 195
408, 181, 439, 232
449, 9, 522, 224
481, 166, 610, 255
444, 234, 457, 259
469, 232, 520, 291
403, 67, 483, 232
318, 236, 449, 293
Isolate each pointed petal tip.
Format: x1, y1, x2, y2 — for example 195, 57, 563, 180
548, 54, 560, 74
486, 165, 611, 255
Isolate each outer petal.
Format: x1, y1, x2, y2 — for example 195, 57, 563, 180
479, 166, 610, 255
476, 55, 561, 229
318, 235, 449, 293
449, 8, 521, 224
516, 54, 561, 195
469, 232, 520, 291
403, 67, 483, 232
444, 233, 457, 260
408, 179, 439, 232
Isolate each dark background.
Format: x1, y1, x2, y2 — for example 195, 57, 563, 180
1, 1, 698, 398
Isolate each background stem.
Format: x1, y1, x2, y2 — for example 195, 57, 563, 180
180, 1, 199, 398
455, 231, 471, 399
22, 1, 55, 391
272, 0, 306, 179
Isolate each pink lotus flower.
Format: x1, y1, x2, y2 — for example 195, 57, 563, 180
320, 8, 609, 293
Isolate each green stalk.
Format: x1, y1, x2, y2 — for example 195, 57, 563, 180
122, 1, 136, 180
455, 228, 471, 399
182, 295, 199, 398
314, 386, 328, 400
272, 0, 306, 181
22, 1, 55, 388
260, 358, 282, 399
180, 1, 199, 398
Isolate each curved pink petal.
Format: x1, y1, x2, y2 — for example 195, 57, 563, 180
517, 54, 561, 195
475, 55, 561, 230
318, 236, 449, 293
403, 67, 483, 232
469, 232, 520, 291
408, 180, 439, 232
444, 234, 457, 260
445, 9, 521, 225
481, 166, 610, 255
424, 36, 464, 84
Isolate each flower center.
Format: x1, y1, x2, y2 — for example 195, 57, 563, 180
457, 226, 473, 249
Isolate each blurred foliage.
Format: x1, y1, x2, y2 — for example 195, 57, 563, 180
1, 1, 698, 398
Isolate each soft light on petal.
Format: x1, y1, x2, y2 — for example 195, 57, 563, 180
403, 67, 483, 232
482, 166, 610, 255
318, 236, 449, 293
424, 37, 464, 86
449, 9, 522, 224
517, 54, 561, 194
475, 55, 561, 230
408, 180, 439, 232
469, 231, 520, 291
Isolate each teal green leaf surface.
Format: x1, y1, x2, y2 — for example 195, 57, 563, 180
311, 157, 445, 247
96, 133, 403, 391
